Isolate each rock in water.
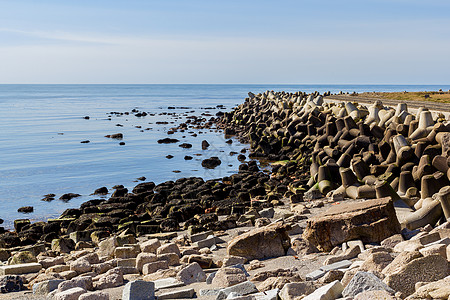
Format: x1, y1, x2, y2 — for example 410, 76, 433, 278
303, 197, 401, 252
227, 222, 291, 260
201, 157, 221, 169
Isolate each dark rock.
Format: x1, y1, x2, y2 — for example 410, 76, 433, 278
119, 142, 125, 145
59, 193, 81, 201
17, 206, 33, 213
41, 194, 55, 201
83, 116, 90, 119
158, 138, 179, 144
0, 275, 23, 293
137, 176, 146, 181
179, 143, 192, 148
201, 140, 210, 150
201, 157, 222, 169
93, 187, 108, 195
184, 156, 193, 160
14, 219, 30, 233
80, 140, 90, 143
105, 133, 123, 139
132, 182, 155, 194
166, 155, 174, 159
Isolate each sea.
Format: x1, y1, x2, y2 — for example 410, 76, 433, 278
1, 84, 450, 229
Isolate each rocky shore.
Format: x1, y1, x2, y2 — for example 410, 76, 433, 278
1, 90, 450, 299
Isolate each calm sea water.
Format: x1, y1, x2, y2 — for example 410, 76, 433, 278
1, 84, 449, 229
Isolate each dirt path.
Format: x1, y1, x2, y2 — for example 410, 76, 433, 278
325, 95, 450, 112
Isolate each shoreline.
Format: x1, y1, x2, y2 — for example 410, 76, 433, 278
1, 89, 450, 299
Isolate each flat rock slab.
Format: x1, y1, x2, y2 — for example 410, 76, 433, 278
158, 288, 195, 299
153, 277, 185, 290
0, 263, 42, 275
303, 197, 401, 252
320, 260, 352, 272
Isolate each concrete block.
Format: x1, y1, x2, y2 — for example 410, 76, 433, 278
33, 279, 64, 295
153, 277, 184, 290
0, 262, 42, 275
158, 288, 195, 299
122, 280, 155, 300
216, 281, 258, 300
320, 260, 352, 272
191, 231, 214, 242
306, 269, 326, 281
302, 280, 343, 300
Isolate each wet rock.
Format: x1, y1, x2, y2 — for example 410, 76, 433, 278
18, 206, 33, 213
157, 138, 179, 144
303, 197, 401, 252
179, 143, 192, 148
202, 140, 210, 150
105, 133, 123, 139
93, 187, 108, 195
202, 157, 222, 169
59, 193, 81, 201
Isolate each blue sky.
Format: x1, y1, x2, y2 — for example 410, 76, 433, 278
0, 0, 449, 84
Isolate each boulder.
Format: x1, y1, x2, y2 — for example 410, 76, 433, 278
406, 275, 450, 299
0, 275, 23, 293
227, 222, 291, 260
176, 262, 206, 285
303, 197, 401, 252
383, 255, 448, 296
140, 238, 161, 253
212, 267, 246, 288
342, 271, 394, 298
54, 287, 86, 300
136, 253, 157, 273
279, 282, 317, 300
302, 280, 343, 300
156, 243, 180, 257
122, 280, 154, 300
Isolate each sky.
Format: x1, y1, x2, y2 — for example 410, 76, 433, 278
0, 0, 449, 84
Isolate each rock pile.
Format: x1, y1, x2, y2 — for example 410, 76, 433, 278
0, 90, 450, 299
